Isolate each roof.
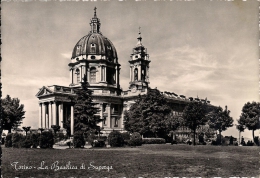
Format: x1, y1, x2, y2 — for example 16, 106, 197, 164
71, 32, 117, 60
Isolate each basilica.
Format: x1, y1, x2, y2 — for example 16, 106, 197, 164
36, 8, 212, 137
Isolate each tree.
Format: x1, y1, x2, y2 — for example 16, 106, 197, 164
208, 106, 233, 144
1, 95, 25, 133
183, 101, 208, 145
236, 124, 245, 145
22, 126, 31, 136
124, 88, 172, 138
238, 101, 260, 143
73, 76, 101, 133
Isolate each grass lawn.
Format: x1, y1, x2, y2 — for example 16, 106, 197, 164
2, 144, 259, 177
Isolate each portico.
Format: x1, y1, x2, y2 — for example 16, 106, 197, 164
36, 85, 76, 135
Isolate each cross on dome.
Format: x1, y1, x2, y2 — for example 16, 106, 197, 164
136, 27, 143, 46
94, 7, 97, 18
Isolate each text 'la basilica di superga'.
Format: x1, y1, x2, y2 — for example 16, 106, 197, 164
36, 8, 212, 136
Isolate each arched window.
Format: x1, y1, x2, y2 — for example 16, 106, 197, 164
90, 67, 96, 83
90, 43, 96, 53
134, 68, 138, 81
75, 68, 80, 83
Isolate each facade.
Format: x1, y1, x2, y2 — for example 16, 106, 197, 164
36, 9, 213, 137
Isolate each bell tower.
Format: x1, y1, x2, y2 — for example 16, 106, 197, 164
129, 28, 150, 92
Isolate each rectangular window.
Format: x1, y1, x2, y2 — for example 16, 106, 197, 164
114, 118, 118, 127
90, 71, 96, 83
77, 73, 80, 83
114, 104, 118, 113
103, 117, 107, 126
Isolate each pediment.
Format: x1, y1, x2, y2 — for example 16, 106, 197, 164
36, 86, 54, 97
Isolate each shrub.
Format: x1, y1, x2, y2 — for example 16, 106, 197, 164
12, 132, 24, 148
175, 136, 188, 144
121, 132, 131, 145
198, 134, 204, 143
21, 136, 32, 148
197, 141, 206, 145
5, 133, 13, 147
73, 131, 85, 148
92, 138, 106, 147
54, 132, 66, 143
142, 138, 166, 144
31, 133, 40, 148
86, 133, 96, 145
108, 131, 124, 147
85, 130, 107, 147
128, 132, 142, 146
39, 131, 54, 149
99, 136, 107, 141
121, 132, 131, 141
171, 140, 177, 144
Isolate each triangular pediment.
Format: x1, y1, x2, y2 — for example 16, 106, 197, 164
35, 86, 54, 97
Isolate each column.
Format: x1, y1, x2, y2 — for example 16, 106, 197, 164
49, 103, 52, 128
53, 102, 57, 125
99, 66, 102, 82
100, 66, 103, 81
70, 68, 74, 85
146, 66, 149, 82
130, 66, 132, 82
59, 103, 64, 128
121, 104, 127, 129
115, 66, 118, 86
46, 103, 49, 129
42, 103, 46, 128
59, 103, 63, 128
103, 66, 105, 81
71, 105, 74, 136
80, 65, 83, 82
138, 65, 141, 81
107, 103, 111, 128
39, 103, 42, 128
104, 66, 107, 82
81, 65, 85, 81
100, 103, 103, 127
87, 68, 90, 82
118, 68, 120, 86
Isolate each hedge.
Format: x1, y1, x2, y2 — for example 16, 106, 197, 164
142, 138, 166, 144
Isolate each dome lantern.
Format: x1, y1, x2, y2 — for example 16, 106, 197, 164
90, 7, 101, 34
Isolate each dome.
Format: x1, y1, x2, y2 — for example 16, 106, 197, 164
71, 33, 117, 60
71, 9, 117, 61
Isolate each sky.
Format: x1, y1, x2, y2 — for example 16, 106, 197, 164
2, 0, 259, 139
